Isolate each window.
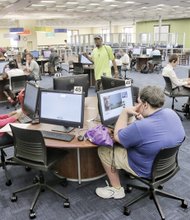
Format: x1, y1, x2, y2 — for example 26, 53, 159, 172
122, 27, 134, 43
102, 28, 110, 43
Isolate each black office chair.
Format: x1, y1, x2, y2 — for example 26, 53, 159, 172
10, 125, 70, 219
0, 142, 16, 186
163, 76, 187, 120
152, 55, 162, 73
73, 62, 84, 75
124, 144, 188, 220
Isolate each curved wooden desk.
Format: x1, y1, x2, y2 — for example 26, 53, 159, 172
29, 97, 105, 184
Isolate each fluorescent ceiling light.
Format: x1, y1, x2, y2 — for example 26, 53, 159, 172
77, 6, 86, 9
66, 2, 78, 4
56, 5, 66, 8
110, 4, 118, 7
41, 0, 55, 3
90, 3, 100, 6
173, 5, 179, 8
104, 0, 115, 2
31, 4, 45, 7
125, 1, 135, 4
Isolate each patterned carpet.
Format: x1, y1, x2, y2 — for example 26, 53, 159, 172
0, 67, 190, 220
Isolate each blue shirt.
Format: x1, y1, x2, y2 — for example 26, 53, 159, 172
118, 108, 185, 178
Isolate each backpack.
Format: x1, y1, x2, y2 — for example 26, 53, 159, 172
140, 64, 149, 74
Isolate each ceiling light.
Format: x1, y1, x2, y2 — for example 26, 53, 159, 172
110, 4, 118, 7
31, 4, 45, 7
173, 5, 179, 8
66, 2, 78, 4
56, 5, 66, 8
125, 1, 135, 4
41, 0, 55, 3
90, 3, 100, 6
104, 0, 115, 2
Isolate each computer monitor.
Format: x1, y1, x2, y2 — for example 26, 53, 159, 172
146, 48, 153, 56
39, 90, 85, 132
43, 50, 51, 58
23, 82, 40, 119
101, 76, 139, 103
133, 48, 141, 56
97, 86, 133, 127
0, 61, 9, 74
30, 50, 39, 59
142, 47, 146, 55
79, 54, 93, 65
53, 74, 89, 97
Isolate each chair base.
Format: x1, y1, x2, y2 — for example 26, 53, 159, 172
124, 184, 188, 220
11, 171, 70, 219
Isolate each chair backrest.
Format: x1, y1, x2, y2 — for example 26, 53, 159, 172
10, 75, 27, 93
73, 62, 84, 74
10, 125, 47, 165
163, 76, 173, 96
152, 55, 162, 62
151, 145, 181, 181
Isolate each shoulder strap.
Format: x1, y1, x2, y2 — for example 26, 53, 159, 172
104, 45, 110, 60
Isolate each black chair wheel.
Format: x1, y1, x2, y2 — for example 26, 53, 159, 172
60, 179, 68, 187
29, 210, 36, 219
181, 200, 188, 209
158, 185, 163, 190
64, 200, 70, 208
6, 179, 12, 186
11, 194, 17, 202
123, 207, 131, 216
25, 166, 31, 172
126, 186, 133, 193
33, 176, 40, 184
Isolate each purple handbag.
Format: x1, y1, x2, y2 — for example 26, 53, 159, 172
84, 125, 113, 147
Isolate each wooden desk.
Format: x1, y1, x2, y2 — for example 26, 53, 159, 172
28, 97, 105, 184
135, 56, 151, 72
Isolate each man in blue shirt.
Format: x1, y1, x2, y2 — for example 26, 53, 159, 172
96, 85, 185, 199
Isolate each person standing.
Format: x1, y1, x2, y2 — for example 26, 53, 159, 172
85, 35, 119, 91
24, 53, 40, 81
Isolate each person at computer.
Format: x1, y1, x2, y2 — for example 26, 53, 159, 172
148, 46, 161, 72
96, 85, 185, 199
2, 60, 25, 105
119, 49, 130, 79
21, 49, 29, 65
0, 110, 22, 146
162, 54, 190, 102
84, 35, 119, 91
24, 53, 40, 81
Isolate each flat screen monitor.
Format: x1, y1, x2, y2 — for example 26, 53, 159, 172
133, 48, 141, 56
79, 54, 93, 65
30, 50, 39, 59
43, 50, 51, 58
146, 48, 153, 56
0, 61, 9, 74
23, 82, 40, 118
53, 74, 89, 97
101, 76, 139, 103
97, 86, 133, 127
39, 90, 85, 132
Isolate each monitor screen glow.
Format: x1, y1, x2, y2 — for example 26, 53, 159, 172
0, 61, 9, 74
97, 86, 133, 126
40, 90, 85, 128
79, 54, 93, 65
43, 50, 51, 58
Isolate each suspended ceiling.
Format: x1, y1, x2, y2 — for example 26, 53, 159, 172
1, 0, 190, 27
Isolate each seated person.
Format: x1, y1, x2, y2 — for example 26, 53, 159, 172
148, 47, 161, 72
2, 60, 25, 105
162, 54, 190, 102
21, 49, 29, 65
0, 110, 22, 146
96, 85, 185, 199
24, 53, 40, 81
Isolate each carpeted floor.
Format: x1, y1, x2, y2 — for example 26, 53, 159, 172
0, 66, 190, 220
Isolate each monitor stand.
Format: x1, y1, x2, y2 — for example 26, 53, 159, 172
52, 126, 74, 133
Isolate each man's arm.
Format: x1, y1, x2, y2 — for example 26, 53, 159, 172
112, 59, 119, 78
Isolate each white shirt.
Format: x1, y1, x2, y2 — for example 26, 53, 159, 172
150, 49, 161, 56
162, 63, 188, 88
120, 53, 130, 69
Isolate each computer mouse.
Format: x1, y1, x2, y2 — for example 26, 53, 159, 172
77, 135, 84, 141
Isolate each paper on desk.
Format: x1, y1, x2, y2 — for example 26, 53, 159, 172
0, 123, 30, 133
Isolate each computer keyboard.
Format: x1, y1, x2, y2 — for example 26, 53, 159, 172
42, 130, 75, 142
18, 113, 32, 124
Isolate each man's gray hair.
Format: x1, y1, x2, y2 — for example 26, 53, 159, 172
139, 86, 165, 108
